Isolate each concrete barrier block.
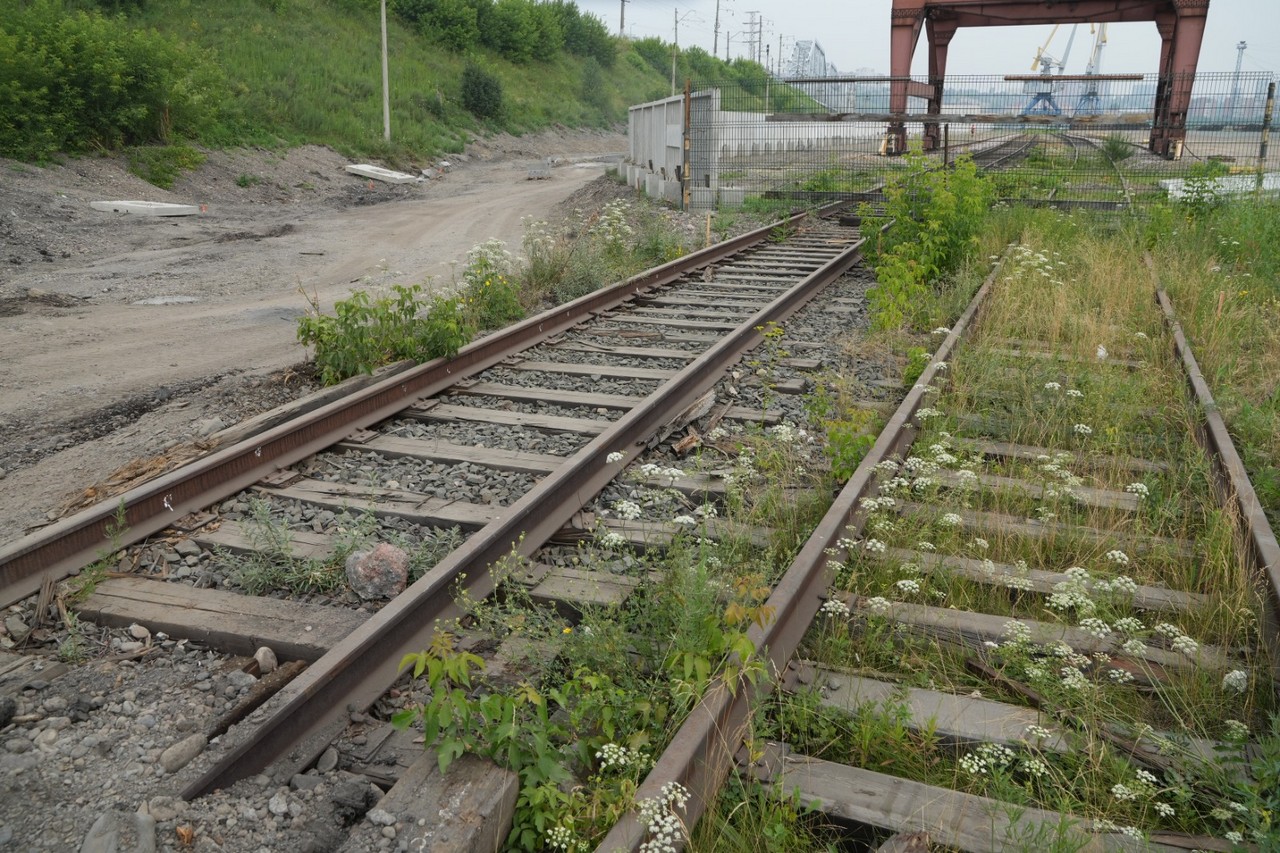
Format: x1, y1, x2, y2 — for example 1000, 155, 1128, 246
719, 188, 746, 209
688, 187, 715, 212
645, 174, 663, 198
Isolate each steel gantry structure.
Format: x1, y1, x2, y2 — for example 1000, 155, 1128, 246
887, 0, 1212, 158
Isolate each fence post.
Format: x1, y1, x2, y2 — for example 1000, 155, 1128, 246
683, 80, 692, 212
1257, 81, 1275, 198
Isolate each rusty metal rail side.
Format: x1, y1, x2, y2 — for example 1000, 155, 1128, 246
594, 257, 1004, 852
1154, 284, 1280, 688
179, 226, 869, 799
0, 212, 822, 610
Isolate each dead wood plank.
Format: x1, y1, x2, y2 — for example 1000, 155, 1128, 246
987, 346, 1146, 371
782, 357, 823, 370
682, 280, 791, 292
451, 382, 644, 411
403, 402, 610, 435
896, 501, 1195, 559
504, 360, 676, 381
558, 517, 773, 550
640, 295, 767, 310
629, 305, 754, 321
339, 751, 518, 853
260, 479, 500, 530
959, 437, 1169, 475
0, 651, 69, 700
747, 744, 1178, 853
76, 577, 363, 661
336, 435, 565, 475
548, 341, 696, 360
193, 521, 334, 561
585, 328, 722, 344
846, 594, 1230, 671
929, 469, 1140, 512
525, 565, 642, 614
883, 547, 1207, 613
602, 314, 743, 331
786, 661, 1070, 753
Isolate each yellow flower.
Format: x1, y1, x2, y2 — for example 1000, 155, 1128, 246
562, 627, 573, 634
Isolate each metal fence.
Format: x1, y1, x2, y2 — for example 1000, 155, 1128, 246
624, 72, 1276, 211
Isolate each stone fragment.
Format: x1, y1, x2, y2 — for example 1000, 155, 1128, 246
268, 790, 292, 816
128, 623, 152, 641
253, 646, 278, 674
159, 733, 207, 773
3, 615, 29, 640
147, 795, 187, 823
345, 543, 409, 600
366, 808, 396, 826
315, 745, 339, 774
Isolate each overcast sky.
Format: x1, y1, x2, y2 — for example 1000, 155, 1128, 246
575, 0, 1278, 77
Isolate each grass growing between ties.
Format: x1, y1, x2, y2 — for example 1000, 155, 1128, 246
763, 209, 1280, 849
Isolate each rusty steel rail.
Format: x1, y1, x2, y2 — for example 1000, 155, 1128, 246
1153, 282, 1280, 687
593, 255, 1004, 851
180, 220, 869, 798
0, 209, 837, 610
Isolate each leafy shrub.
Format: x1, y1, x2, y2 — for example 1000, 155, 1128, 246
0, 1, 224, 160
296, 284, 473, 385
460, 62, 502, 119
126, 144, 205, 188
859, 151, 993, 330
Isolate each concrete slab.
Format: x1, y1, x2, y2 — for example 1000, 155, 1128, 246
345, 164, 418, 185
89, 201, 199, 216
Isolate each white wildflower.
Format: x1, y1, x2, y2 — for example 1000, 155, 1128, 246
1044, 381, 1062, 392
1125, 482, 1150, 499
895, 579, 921, 596
819, 598, 851, 619
1073, 423, 1093, 436
1066, 388, 1084, 399
612, 499, 643, 521
606, 451, 625, 464
866, 596, 892, 615
1222, 669, 1248, 693
938, 512, 962, 527
1105, 549, 1130, 566
672, 515, 697, 526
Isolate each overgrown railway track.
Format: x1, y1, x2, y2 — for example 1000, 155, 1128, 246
598, 245, 1280, 851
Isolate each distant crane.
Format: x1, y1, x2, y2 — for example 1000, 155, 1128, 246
1022, 24, 1077, 116
1074, 24, 1109, 116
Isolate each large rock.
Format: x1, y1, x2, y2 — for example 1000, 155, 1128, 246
345, 544, 410, 601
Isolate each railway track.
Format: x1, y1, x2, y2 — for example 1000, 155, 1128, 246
6, 161, 1271, 851
0, 205, 885, 836
598, 243, 1279, 850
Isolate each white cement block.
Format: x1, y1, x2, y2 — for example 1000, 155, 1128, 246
345, 164, 418, 184
90, 201, 200, 216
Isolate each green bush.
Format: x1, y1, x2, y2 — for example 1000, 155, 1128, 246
860, 151, 993, 330
0, 0, 224, 160
460, 62, 503, 119
126, 143, 205, 188
296, 284, 473, 385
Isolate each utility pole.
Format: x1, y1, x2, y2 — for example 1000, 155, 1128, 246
713, 0, 721, 58
618, 0, 626, 37
380, 0, 390, 142
744, 11, 759, 63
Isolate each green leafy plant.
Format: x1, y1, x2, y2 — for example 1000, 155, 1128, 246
126, 144, 206, 189
67, 501, 129, 603
459, 238, 525, 329
860, 151, 993, 331
296, 283, 473, 385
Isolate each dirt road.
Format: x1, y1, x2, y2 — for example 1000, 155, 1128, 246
0, 131, 627, 540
